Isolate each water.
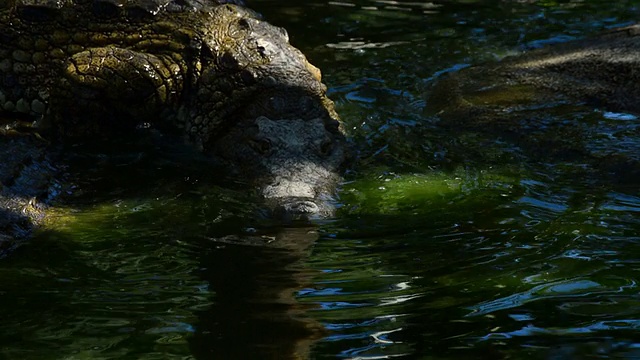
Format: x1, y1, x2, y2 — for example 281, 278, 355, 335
2, 0, 640, 359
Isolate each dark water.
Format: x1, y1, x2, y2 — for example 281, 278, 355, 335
2, 0, 640, 359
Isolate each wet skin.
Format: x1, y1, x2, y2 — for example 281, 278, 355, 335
0, 0, 347, 224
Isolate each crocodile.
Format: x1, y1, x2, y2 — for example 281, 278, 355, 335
426, 25, 640, 117
0, 0, 348, 238
424, 25, 640, 178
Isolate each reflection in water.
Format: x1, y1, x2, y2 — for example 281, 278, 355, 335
0, 225, 327, 359
190, 226, 325, 359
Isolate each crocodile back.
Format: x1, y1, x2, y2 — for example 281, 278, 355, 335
1, 0, 245, 19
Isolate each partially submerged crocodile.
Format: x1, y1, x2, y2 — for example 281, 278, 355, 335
425, 25, 640, 177
0, 0, 348, 246
427, 25, 640, 116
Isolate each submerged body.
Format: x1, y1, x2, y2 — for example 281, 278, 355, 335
423, 25, 640, 181
427, 25, 640, 116
0, 0, 347, 223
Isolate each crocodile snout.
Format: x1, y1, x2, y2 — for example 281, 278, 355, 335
270, 197, 325, 221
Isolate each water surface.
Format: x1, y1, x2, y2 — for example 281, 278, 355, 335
2, 0, 640, 359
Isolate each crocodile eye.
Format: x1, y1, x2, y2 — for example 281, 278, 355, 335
249, 137, 272, 155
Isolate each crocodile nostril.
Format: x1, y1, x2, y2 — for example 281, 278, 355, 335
271, 198, 321, 221
281, 200, 319, 215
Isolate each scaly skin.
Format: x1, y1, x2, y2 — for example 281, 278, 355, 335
0, 0, 340, 148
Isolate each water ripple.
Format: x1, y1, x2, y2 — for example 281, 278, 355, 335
467, 278, 636, 317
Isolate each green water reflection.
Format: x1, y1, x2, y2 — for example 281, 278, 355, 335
2, 0, 640, 359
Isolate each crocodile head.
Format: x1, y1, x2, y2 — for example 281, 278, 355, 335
186, 5, 347, 220
183, 5, 339, 143
210, 116, 347, 221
